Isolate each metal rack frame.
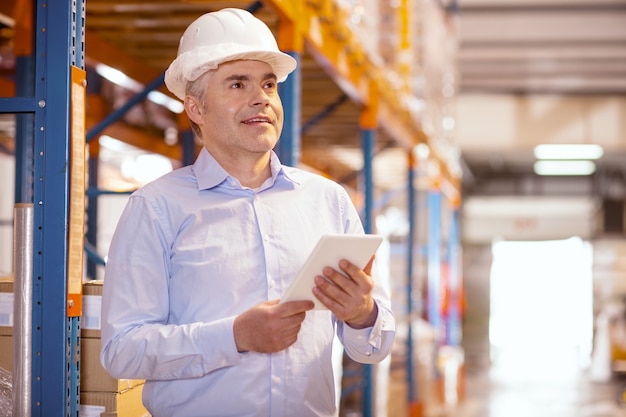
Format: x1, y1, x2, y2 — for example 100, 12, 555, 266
0, 0, 86, 415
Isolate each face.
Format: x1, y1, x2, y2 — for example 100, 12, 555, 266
185, 60, 284, 163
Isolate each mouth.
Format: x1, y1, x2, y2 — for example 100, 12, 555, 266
242, 116, 272, 125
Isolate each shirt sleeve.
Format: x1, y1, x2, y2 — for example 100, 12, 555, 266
100, 194, 242, 380
336, 194, 397, 364
337, 299, 395, 364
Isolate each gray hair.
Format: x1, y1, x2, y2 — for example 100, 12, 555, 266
185, 69, 215, 138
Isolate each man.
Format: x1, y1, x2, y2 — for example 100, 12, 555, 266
100, 8, 395, 417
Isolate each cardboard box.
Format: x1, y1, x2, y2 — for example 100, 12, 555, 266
0, 335, 11, 371
0, 278, 146, 396
100, 413, 151, 417
79, 404, 107, 417
80, 383, 148, 417
82, 280, 104, 339
0, 334, 145, 393
81, 337, 144, 393
0, 278, 105, 338
0, 278, 13, 336
1, 279, 103, 338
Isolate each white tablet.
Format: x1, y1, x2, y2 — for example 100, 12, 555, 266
280, 234, 384, 309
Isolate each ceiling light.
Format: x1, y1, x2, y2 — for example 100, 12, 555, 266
534, 160, 596, 176
95, 63, 140, 90
94, 63, 184, 114
413, 143, 430, 160
147, 91, 184, 114
533, 144, 603, 160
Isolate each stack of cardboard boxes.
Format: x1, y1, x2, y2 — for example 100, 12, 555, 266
0, 278, 148, 417
80, 280, 148, 417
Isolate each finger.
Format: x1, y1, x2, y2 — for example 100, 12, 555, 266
312, 280, 344, 311
276, 300, 315, 317
338, 259, 363, 281
281, 334, 299, 350
322, 266, 357, 293
318, 269, 354, 299
336, 257, 375, 277
338, 259, 374, 292
315, 275, 359, 314
282, 312, 308, 330
363, 255, 375, 275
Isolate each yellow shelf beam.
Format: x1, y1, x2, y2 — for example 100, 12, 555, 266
264, 0, 461, 194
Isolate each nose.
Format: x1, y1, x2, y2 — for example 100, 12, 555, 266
249, 85, 271, 107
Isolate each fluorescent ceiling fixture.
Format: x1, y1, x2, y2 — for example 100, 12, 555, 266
0, 14, 15, 27
534, 160, 596, 176
95, 63, 141, 90
94, 63, 184, 114
147, 91, 184, 114
533, 144, 604, 160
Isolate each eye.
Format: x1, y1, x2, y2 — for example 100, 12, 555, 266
230, 82, 243, 89
264, 81, 277, 90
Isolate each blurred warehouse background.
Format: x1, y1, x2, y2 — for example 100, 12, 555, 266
1, 0, 626, 416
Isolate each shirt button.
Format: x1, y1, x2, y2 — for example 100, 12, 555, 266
264, 234, 270, 241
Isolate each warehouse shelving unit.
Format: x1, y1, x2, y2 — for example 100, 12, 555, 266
0, 0, 86, 415
0, 1, 464, 416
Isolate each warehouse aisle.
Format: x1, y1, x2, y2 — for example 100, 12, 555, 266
449, 351, 626, 417
445, 238, 625, 416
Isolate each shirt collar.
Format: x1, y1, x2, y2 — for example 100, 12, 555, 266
192, 147, 299, 191
268, 151, 300, 187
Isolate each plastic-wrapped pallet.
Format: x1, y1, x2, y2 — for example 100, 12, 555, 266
0, 366, 11, 417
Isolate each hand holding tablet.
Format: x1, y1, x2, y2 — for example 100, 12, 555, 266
280, 234, 384, 309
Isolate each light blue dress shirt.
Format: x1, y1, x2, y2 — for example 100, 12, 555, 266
100, 148, 395, 417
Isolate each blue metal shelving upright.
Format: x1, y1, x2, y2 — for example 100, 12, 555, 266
360, 124, 376, 417
0, 1, 86, 415
446, 205, 461, 346
277, 51, 301, 167
406, 153, 418, 412
428, 188, 442, 341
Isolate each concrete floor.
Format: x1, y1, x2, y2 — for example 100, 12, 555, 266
445, 351, 626, 417
451, 371, 625, 417
384, 324, 626, 417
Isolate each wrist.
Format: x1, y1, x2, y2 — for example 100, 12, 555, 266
347, 302, 378, 329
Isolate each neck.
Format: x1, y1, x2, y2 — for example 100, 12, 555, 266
209, 148, 272, 188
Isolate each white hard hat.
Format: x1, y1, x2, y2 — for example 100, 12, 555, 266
164, 8, 297, 100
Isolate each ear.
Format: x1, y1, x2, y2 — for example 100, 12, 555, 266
184, 96, 204, 126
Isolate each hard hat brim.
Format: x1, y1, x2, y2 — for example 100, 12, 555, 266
164, 46, 297, 100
